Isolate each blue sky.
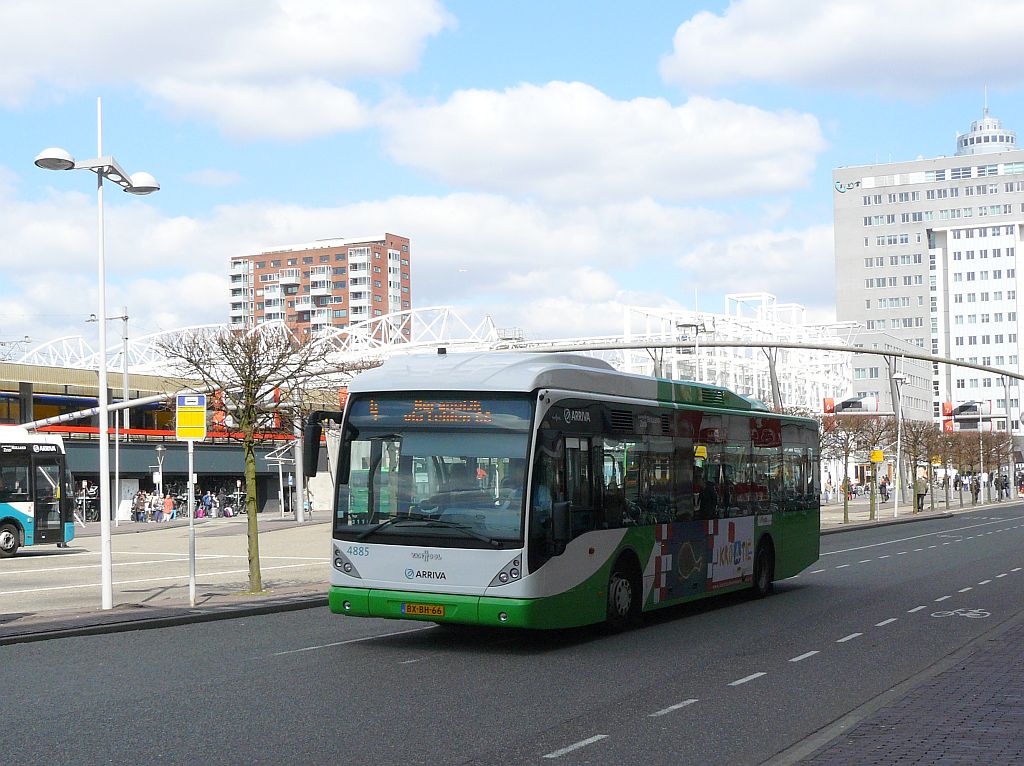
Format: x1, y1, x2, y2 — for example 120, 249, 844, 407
2, 0, 1023, 351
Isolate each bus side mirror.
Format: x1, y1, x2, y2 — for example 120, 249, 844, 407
552, 501, 571, 545
302, 420, 322, 477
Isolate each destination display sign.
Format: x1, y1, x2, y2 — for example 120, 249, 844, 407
348, 397, 532, 431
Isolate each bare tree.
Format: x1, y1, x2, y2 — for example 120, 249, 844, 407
158, 325, 351, 593
854, 415, 896, 520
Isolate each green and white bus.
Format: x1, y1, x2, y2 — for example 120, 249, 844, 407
305, 352, 820, 630
0, 426, 76, 557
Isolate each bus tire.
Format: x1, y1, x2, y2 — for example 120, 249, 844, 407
0, 523, 19, 558
752, 541, 774, 598
606, 557, 641, 631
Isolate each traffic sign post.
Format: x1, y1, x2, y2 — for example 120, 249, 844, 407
176, 394, 207, 607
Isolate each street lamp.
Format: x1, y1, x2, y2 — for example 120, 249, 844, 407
37, 99, 161, 611
155, 445, 166, 500
891, 372, 907, 518
87, 309, 129, 528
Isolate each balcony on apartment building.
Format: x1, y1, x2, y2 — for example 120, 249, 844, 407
278, 268, 301, 285
310, 279, 332, 296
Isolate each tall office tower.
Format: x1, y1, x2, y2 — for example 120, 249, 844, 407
834, 109, 1024, 430
229, 233, 412, 336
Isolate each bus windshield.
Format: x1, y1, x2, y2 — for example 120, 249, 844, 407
334, 396, 533, 549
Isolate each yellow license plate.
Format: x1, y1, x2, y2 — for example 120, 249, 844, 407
402, 602, 445, 617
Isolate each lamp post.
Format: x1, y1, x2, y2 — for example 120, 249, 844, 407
155, 445, 166, 501
88, 309, 129, 527
35, 98, 159, 610
891, 372, 907, 519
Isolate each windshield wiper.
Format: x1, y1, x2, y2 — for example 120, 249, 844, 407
356, 515, 502, 548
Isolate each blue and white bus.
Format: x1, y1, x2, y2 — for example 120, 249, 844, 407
0, 426, 75, 557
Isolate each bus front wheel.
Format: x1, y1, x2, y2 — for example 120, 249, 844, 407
606, 562, 640, 630
0, 524, 19, 558
752, 542, 774, 598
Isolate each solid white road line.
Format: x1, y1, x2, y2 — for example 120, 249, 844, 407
789, 651, 819, 663
542, 735, 609, 759
648, 699, 698, 717
729, 672, 766, 686
271, 625, 437, 656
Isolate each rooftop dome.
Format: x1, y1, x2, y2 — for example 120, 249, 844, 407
956, 107, 1017, 156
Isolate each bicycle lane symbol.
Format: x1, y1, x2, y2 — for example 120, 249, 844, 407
931, 607, 991, 618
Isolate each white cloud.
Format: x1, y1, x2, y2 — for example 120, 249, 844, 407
661, 0, 1024, 92
379, 82, 825, 202
0, 0, 452, 136
1, 177, 777, 344
676, 224, 836, 318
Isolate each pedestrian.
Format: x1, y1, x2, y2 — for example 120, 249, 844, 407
879, 477, 889, 503
971, 477, 981, 504
163, 494, 175, 521
914, 475, 927, 513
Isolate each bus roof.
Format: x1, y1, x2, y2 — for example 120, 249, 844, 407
347, 352, 771, 413
0, 425, 65, 449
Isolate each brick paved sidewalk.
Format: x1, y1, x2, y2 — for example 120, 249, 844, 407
799, 617, 1024, 765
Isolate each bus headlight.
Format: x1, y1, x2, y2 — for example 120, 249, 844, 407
333, 545, 363, 578
489, 556, 524, 587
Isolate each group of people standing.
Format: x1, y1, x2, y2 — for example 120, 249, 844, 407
130, 488, 238, 523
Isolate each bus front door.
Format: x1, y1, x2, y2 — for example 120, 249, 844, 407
32, 457, 63, 544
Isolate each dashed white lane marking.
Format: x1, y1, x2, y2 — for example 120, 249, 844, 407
270, 625, 437, 656
837, 633, 862, 643
979, 579, 992, 585
729, 672, 766, 687
809, 569, 826, 574
997, 573, 1008, 578
908, 606, 927, 613
543, 735, 608, 759
897, 551, 908, 555
836, 564, 850, 569
935, 596, 952, 602
959, 587, 973, 593
879, 555, 891, 559
1013, 568, 1022, 572
648, 699, 698, 717
790, 651, 820, 662
875, 618, 898, 627
400, 659, 424, 665
858, 559, 872, 564
914, 548, 923, 551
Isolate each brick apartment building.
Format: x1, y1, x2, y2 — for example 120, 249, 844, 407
229, 233, 411, 335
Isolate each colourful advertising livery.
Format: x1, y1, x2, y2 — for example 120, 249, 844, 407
304, 352, 820, 630
0, 426, 76, 557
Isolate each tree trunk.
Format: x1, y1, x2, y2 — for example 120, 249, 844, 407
244, 434, 262, 593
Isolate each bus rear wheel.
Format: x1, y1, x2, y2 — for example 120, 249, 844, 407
606, 563, 640, 630
0, 524, 19, 558
752, 543, 774, 598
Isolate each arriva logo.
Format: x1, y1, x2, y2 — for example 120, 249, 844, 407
564, 409, 591, 423
405, 569, 447, 580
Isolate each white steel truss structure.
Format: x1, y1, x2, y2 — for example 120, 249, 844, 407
17, 302, 856, 411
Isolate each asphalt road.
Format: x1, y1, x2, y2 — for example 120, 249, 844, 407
2, 505, 1023, 766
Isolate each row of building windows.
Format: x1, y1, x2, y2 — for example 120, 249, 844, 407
955, 376, 1018, 389
863, 206, 1020, 226
953, 290, 1017, 303
951, 268, 1016, 282
863, 318, 925, 330
952, 247, 1015, 260
864, 275, 925, 288
952, 312, 1018, 324
952, 225, 1016, 238
863, 254, 923, 267
953, 334, 1017, 347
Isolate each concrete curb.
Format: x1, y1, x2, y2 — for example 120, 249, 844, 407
0, 592, 327, 647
